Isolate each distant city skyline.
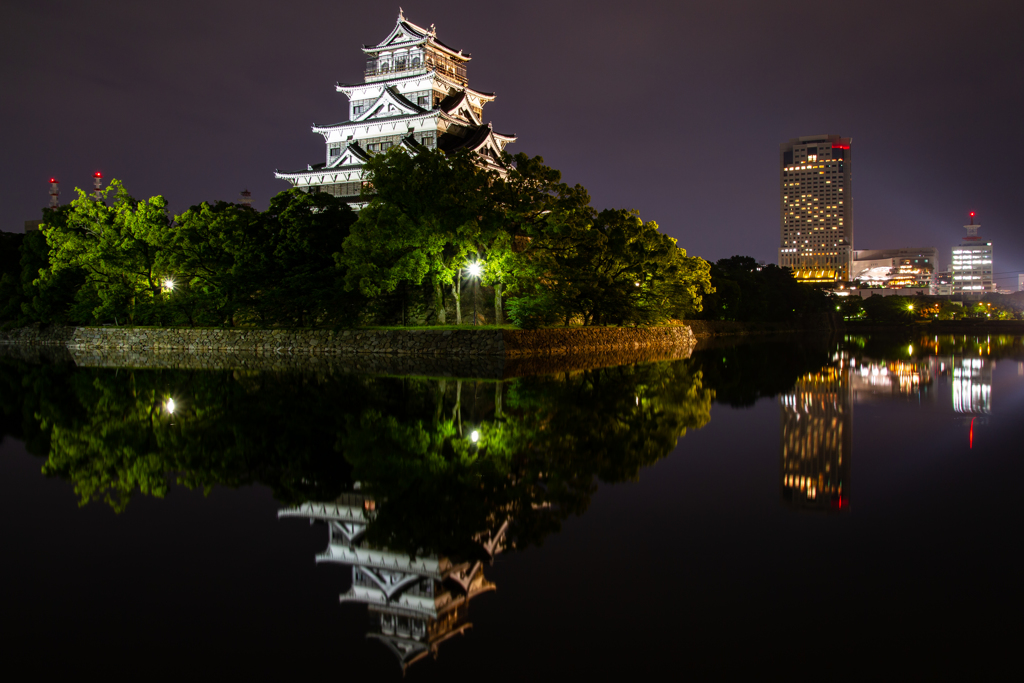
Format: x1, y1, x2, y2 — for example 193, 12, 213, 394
2, 2, 1022, 285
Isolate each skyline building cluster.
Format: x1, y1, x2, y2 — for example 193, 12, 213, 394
778, 135, 1005, 296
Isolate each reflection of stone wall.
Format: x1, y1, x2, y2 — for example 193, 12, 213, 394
67, 342, 694, 379
680, 317, 839, 338
0, 343, 75, 364
0, 325, 76, 346
2, 325, 696, 359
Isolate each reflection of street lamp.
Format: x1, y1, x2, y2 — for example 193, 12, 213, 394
466, 260, 483, 325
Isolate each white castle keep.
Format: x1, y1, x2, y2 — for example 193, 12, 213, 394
274, 10, 517, 204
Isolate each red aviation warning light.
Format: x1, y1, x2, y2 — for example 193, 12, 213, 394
94, 171, 102, 178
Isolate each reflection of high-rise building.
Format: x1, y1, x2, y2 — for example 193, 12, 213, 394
280, 492, 506, 673
948, 357, 992, 414
778, 134, 853, 282
780, 364, 852, 511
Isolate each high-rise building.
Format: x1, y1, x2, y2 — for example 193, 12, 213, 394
951, 213, 994, 297
274, 11, 516, 203
778, 134, 853, 282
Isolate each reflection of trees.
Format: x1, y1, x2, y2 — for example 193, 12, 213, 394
341, 362, 713, 557
0, 358, 711, 552
690, 335, 833, 407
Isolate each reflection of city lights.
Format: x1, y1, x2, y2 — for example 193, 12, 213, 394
470, 430, 479, 443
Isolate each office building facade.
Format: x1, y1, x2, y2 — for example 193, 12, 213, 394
851, 247, 938, 292
952, 215, 994, 297
779, 134, 853, 282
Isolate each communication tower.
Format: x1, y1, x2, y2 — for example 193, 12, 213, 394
93, 171, 103, 200
48, 177, 60, 208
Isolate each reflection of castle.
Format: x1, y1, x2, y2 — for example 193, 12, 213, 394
779, 364, 852, 511
279, 492, 507, 673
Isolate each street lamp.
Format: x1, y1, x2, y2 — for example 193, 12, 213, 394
466, 260, 483, 325
163, 278, 175, 291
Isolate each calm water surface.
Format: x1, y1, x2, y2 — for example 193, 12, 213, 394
1, 333, 1021, 677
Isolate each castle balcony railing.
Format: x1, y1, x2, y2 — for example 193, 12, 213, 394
365, 60, 467, 86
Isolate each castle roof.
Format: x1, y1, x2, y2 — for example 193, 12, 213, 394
361, 10, 470, 61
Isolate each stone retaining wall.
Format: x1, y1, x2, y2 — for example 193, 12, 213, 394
1, 324, 695, 359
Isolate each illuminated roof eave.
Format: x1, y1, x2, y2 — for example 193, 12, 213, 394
336, 72, 495, 101
312, 111, 441, 133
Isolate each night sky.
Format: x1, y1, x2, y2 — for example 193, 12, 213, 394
2, 0, 1022, 282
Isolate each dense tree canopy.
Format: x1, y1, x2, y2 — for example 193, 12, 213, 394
2, 182, 359, 328
700, 255, 831, 322
3, 151, 711, 329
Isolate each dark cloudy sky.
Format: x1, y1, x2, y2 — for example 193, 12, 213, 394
2, 0, 1022, 282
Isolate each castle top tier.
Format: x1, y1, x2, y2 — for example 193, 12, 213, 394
361, 10, 470, 86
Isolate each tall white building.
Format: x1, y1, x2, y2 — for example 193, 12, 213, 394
274, 11, 516, 202
951, 214, 994, 297
779, 135, 854, 282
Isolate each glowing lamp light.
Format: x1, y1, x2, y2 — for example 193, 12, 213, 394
466, 262, 483, 278
166, 398, 176, 414
470, 430, 479, 443
94, 171, 102, 178
163, 278, 175, 291
49, 177, 56, 183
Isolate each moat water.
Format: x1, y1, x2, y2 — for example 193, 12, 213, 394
1, 333, 1021, 677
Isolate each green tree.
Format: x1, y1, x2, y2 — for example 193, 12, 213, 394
40, 180, 173, 325
341, 148, 490, 324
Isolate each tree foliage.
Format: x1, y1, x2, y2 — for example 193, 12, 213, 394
700, 255, 831, 322
3, 182, 360, 328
